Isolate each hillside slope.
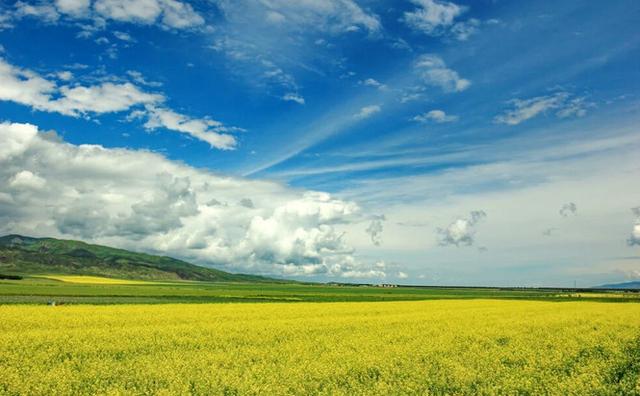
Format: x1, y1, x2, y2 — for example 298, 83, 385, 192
0, 235, 276, 283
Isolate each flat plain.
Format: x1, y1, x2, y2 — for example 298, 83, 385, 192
1, 276, 640, 395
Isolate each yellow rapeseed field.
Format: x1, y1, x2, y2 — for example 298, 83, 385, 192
1, 300, 639, 395
39, 275, 156, 285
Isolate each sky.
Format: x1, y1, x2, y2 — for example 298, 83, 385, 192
0, 0, 639, 287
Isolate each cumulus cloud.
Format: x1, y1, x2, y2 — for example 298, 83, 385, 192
615, 268, 640, 279
628, 207, 640, 246
55, 0, 91, 17
282, 93, 305, 105
0, 121, 385, 279
354, 105, 381, 120
494, 92, 592, 125
414, 54, 470, 93
404, 0, 465, 36
7, 0, 204, 30
559, 202, 577, 217
9, 170, 46, 190
404, 0, 483, 41
360, 78, 386, 90
365, 215, 385, 246
0, 57, 238, 149
14, 1, 60, 23
413, 109, 458, 123
0, 57, 160, 116
437, 210, 486, 247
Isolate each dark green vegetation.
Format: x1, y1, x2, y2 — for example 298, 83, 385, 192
0, 234, 273, 282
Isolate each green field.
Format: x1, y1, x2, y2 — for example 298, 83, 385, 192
1, 275, 639, 305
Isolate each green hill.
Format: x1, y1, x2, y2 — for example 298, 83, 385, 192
0, 234, 276, 283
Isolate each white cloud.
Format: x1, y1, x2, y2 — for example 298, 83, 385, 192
404, 1, 490, 41
415, 54, 470, 93
0, 121, 385, 279
397, 271, 409, 279
159, 0, 205, 29
55, 82, 163, 115
7, 0, 204, 30
94, 0, 161, 23
361, 78, 386, 90
0, 58, 58, 111
113, 31, 134, 42
354, 104, 381, 120
450, 18, 479, 41
0, 57, 161, 116
629, 207, 640, 246
404, 0, 469, 37
413, 109, 458, 123
143, 107, 238, 150
0, 58, 239, 149
282, 93, 305, 105
559, 202, 577, 217
126, 70, 161, 87
437, 210, 486, 247
223, 0, 381, 35
208, 0, 381, 96
14, 1, 60, 23
56, 71, 74, 81
365, 215, 385, 246
494, 92, 592, 125
55, 0, 90, 17
9, 170, 46, 190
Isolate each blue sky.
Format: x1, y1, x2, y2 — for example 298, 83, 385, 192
0, 0, 639, 286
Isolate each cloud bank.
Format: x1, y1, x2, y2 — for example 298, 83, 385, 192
0, 121, 385, 279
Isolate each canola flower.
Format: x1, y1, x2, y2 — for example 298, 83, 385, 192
39, 275, 156, 285
0, 299, 639, 395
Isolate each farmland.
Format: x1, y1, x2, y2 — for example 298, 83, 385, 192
1, 300, 639, 395
1, 275, 639, 304
1, 237, 639, 395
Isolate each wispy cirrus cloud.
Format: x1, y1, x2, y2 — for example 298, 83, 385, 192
494, 92, 593, 125
208, 0, 381, 96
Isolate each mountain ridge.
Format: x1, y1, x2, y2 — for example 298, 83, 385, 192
0, 234, 279, 283
597, 280, 640, 290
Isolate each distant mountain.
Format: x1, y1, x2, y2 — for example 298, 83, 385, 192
597, 281, 640, 290
0, 234, 277, 283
